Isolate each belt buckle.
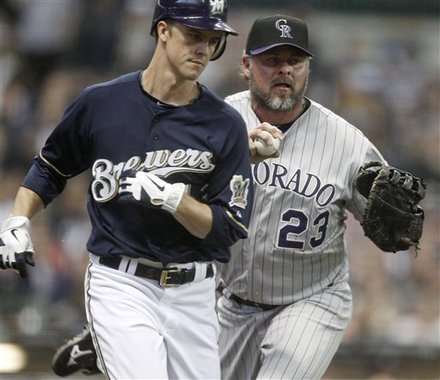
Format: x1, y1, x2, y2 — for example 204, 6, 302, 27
159, 268, 181, 287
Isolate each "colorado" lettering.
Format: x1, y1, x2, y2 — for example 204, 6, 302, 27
253, 162, 335, 206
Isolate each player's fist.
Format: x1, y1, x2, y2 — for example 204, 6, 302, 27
118, 171, 186, 214
0, 216, 35, 278
249, 123, 283, 164
254, 131, 281, 156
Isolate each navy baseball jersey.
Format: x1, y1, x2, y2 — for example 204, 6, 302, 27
22, 71, 253, 265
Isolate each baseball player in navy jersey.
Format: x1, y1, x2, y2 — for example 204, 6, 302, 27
216, 14, 388, 380
0, 1, 254, 379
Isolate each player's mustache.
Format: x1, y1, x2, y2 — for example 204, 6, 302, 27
271, 76, 294, 87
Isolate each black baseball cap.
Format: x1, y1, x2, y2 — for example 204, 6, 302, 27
245, 14, 313, 57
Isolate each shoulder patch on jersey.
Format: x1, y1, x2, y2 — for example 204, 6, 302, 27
229, 175, 250, 209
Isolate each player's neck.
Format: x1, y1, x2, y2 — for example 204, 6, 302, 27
141, 68, 200, 106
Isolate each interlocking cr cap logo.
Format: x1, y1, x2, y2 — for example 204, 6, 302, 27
275, 19, 293, 38
210, 0, 225, 14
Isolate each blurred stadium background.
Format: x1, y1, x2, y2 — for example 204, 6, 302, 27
0, 0, 439, 379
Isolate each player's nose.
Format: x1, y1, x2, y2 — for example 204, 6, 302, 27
278, 61, 294, 75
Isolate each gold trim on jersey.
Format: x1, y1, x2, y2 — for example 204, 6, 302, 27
226, 209, 249, 234
39, 151, 72, 178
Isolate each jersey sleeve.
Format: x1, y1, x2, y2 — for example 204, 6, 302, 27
346, 139, 387, 221
22, 90, 91, 205
200, 111, 254, 249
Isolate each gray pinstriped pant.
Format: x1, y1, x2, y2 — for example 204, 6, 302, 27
217, 280, 352, 380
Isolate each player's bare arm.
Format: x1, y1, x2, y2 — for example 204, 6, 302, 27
9, 187, 44, 218
173, 194, 213, 239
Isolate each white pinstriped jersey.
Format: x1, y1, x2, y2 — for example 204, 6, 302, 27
220, 90, 386, 305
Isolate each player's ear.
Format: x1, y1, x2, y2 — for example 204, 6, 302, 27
241, 55, 251, 80
156, 20, 170, 42
242, 55, 250, 68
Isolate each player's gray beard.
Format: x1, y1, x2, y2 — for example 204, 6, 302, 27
250, 73, 309, 113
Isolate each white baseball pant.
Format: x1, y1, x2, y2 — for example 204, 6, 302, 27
85, 253, 220, 379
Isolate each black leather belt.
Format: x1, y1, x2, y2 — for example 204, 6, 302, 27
99, 256, 214, 287
218, 285, 278, 311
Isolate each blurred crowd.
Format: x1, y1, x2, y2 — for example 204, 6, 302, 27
0, 0, 439, 367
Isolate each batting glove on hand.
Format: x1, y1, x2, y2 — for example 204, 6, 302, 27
118, 171, 186, 214
0, 216, 35, 278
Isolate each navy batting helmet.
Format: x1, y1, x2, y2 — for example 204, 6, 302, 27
151, 0, 238, 60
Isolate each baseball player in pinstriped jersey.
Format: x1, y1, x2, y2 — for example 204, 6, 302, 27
216, 15, 387, 379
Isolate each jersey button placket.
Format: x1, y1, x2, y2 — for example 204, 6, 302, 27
151, 111, 165, 146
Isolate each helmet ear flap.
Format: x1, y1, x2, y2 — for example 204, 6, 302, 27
210, 34, 227, 61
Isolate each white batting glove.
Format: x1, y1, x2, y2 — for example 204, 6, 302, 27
118, 171, 186, 214
0, 216, 35, 278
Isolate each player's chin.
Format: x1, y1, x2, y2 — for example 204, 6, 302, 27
186, 60, 206, 77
